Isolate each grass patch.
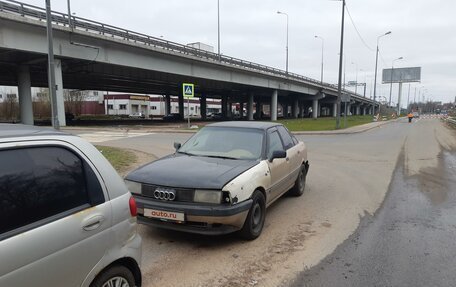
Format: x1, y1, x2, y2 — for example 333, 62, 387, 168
278, 115, 375, 131
96, 145, 137, 173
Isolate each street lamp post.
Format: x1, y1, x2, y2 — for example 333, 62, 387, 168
388, 56, 403, 107
373, 31, 391, 120
217, 0, 221, 61
315, 35, 324, 84
277, 11, 289, 74
351, 62, 358, 94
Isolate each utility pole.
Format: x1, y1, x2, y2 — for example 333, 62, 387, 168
335, 0, 345, 129
46, 0, 60, 130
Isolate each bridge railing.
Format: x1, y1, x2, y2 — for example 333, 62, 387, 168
0, 0, 372, 101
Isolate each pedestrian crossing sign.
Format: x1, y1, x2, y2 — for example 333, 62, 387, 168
183, 83, 194, 98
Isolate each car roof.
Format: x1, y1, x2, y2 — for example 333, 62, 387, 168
0, 124, 68, 139
206, 121, 281, 130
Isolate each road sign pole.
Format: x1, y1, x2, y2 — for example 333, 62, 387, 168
187, 97, 190, 129
182, 83, 194, 128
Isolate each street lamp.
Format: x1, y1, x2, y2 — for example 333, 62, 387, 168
314, 35, 324, 84
217, 0, 221, 61
277, 11, 289, 74
388, 56, 403, 106
351, 61, 358, 94
373, 31, 391, 120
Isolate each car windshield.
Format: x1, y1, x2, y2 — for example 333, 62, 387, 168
178, 127, 263, 160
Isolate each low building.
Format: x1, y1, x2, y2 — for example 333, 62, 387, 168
149, 96, 221, 117
104, 94, 150, 117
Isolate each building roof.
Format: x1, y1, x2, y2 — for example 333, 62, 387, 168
0, 124, 67, 139
206, 121, 281, 130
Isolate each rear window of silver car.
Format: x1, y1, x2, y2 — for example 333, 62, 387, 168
0, 146, 104, 240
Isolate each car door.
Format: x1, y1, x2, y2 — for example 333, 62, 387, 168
0, 143, 112, 287
277, 125, 302, 184
266, 128, 291, 204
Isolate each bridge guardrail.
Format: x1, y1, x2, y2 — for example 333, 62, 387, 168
0, 0, 372, 102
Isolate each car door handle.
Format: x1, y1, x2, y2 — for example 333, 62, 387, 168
82, 215, 105, 231
286, 157, 289, 162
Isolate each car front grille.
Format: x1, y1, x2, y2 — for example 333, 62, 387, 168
141, 184, 195, 202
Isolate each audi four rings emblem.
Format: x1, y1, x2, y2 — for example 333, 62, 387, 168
154, 188, 176, 201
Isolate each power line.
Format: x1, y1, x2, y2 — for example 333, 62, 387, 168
345, 3, 375, 52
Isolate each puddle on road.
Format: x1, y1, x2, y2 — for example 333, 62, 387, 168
414, 151, 456, 205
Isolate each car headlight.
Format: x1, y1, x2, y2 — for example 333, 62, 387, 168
125, 180, 142, 195
194, 190, 222, 204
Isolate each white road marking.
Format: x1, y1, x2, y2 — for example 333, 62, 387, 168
78, 131, 152, 143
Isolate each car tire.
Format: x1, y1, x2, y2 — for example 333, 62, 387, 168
240, 190, 266, 240
90, 265, 135, 287
289, 165, 307, 197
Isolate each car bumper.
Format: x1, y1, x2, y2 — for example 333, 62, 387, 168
134, 196, 252, 235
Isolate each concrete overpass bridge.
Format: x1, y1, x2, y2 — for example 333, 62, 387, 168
0, 0, 376, 126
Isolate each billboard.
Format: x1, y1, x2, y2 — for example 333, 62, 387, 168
382, 67, 421, 84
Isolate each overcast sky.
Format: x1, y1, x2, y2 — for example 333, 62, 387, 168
19, 0, 456, 105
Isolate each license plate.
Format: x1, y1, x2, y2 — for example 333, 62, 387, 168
144, 208, 185, 222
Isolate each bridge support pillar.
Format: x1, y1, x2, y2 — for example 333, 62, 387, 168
271, 90, 278, 121
248, 93, 254, 121
312, 99, 318, 119
178, 88, 184, 119
227, 101, 232, 118
165, 95, 171, 115
221, 95, 228, 118
293, 99, 299, 119
362, 106, 366, 115
317, 103, 321, 117
299, 101, 304, 118
54, 59, 66, 126
333, 103, 337, 117
239, 102, 244, 118
17, 65, 33, 125
200, 94, 207, 120
256, 97, 261, 119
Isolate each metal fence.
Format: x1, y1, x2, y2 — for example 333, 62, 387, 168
0, 0, 370, 101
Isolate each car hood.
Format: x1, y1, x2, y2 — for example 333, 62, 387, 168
126, 153, 260, 189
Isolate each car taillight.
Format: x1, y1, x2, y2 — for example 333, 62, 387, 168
129, 196, 137, 217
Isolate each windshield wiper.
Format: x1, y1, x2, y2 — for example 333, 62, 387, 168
203, 155, 238, 160
177, 151, 195, 156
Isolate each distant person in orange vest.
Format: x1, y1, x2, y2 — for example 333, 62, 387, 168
407, 112, 414, 123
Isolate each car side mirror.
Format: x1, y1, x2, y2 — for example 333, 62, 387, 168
174, 142, 181, 151
269, 150, 286, 162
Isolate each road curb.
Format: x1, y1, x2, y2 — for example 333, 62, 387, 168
64, 119, 400, 135
292, 119, 397, 136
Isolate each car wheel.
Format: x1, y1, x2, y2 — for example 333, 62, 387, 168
289, 165, 307, 196
90, 265, 135, 287
240, 190, 266, 240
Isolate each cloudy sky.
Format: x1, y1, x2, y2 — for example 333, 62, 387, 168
20, 0, 456, 105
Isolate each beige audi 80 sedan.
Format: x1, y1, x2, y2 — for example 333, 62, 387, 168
126, 121, 309, 240
0, 124, 142, 287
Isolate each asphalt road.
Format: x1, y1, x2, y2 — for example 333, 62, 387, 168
66, 117, 456, 287
291, 118, 456, 287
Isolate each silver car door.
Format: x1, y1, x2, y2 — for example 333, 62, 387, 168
0, 145, 112, 287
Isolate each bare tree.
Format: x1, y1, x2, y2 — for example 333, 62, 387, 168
64, 90, 87, 116
33, 88, 51, 119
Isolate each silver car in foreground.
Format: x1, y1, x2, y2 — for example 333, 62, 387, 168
0, 124, 142, 287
